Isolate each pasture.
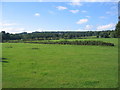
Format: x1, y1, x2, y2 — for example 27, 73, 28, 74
2, 38, 118, 88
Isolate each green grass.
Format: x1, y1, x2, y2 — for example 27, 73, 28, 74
2, 38, 118, 88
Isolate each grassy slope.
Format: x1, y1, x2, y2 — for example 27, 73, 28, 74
2, 38, 118, 88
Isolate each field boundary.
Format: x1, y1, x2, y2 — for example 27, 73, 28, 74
23, 40, 115, 46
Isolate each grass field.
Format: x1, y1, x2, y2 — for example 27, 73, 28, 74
2, 38, 118, 88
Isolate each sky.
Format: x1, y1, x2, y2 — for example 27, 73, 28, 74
0, 1, 119, 33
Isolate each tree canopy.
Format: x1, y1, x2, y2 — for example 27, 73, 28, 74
1, 30, 117, 42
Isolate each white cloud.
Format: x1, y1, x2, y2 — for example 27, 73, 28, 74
76, 28, 95, 31
84, 25, 93, 30
97, 23, 115, 30
34, 13, 40, 16
0, 27, 25, 34
76, 19, 88, 24
0, 22, 17, 27
33, 28, 44, 32
56, 6, 67, 10
69, 10, 79, 13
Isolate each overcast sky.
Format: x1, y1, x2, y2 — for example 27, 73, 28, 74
0, 1, 119, 33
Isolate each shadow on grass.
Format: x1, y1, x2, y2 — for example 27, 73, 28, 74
5, 46, 13, 48
31, 48, 39, 50
0, 58, 8, 63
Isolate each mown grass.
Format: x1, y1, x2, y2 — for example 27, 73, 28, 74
2, 38, 118, 88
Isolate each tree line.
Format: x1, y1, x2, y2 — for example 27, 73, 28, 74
0, 30, 117, 42
1, 21, 119, 42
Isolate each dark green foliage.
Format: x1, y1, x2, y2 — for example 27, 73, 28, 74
115, 21, 120, 38
1, 30, 117, 42
99, 32, 109, 38
1, 31, 22, 42
110, 32, 116, 38
25, 40, 114, 46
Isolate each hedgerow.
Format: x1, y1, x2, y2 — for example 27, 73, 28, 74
25, 40, 114, 46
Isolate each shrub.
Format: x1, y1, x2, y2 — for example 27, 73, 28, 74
25, 40, 114, 46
